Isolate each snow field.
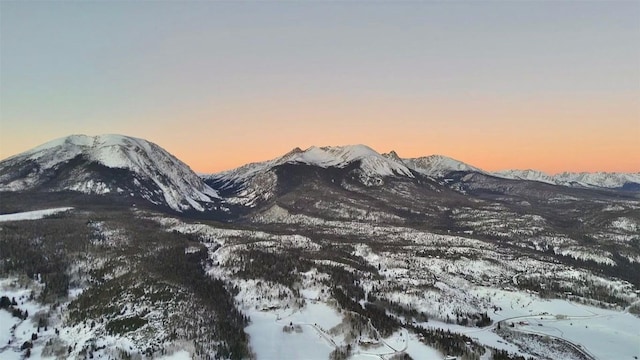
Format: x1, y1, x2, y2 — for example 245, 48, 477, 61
157, 350, 192, 359
0, 207, 74, 222
245, 302, 343, 360
473, 287, 640, 360
0, 279, 56, 360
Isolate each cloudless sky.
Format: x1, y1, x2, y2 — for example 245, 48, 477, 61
1, 1, 638, 173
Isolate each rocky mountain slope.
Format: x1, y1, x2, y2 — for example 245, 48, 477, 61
403, 154, 484, 177
1, 134, 639, 360
206, 144, 639, 213
494, 169, 640, 188
0, 134, 220, 212
2, 135, 637, 214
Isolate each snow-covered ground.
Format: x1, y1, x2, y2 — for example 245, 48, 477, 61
245, 302, 448, 360
0, 278, 53, 360
472, 288, 640, 360
0, 275, 196, 360
245, 302, 342, 360
401, 333, 445, 360
157, 350, 192, 360
159, 213, 640, 360
0, 207, 73, 222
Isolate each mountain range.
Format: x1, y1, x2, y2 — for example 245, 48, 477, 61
1, 134, 638, 214
2, 134, 639, 360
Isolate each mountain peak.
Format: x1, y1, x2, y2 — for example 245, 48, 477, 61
403, 154, 483, 177
293, 144, 379, 164
282, 146, 303, 157
493, 169, 555, 185
27, 134, 142, 153
0, 134, 220, 212
206, 143, 416, 205
382, 150, 402, 162
280, 144, 413, 179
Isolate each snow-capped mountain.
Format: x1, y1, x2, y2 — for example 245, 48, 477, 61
493, 169, 557, 185
403, 155, 483, 178
205, 145, 416, 206
285, 145, 414, 178
0, 134, 220, 212
553, 172, 640, 188
216, 145, 413, 183
208, 143, 640, 211
493, 169, 640, 189
3, 135, 638, 214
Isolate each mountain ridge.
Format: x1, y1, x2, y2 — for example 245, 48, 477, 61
0, 134, 220, 212
494, 169, 640, 188
208, 144, 638, 189
1, 135, 638, 215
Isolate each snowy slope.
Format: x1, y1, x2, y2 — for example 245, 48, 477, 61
494, 169, 640, 188
205, 145, 415, 206
208, 144, 639, 210
285, 145, 414, 178
493, 169, 557, 185
403, 154, 484, 178
0, 207, 73, 222
553, 171, 640, 188
212, 145, 413, 183
0, 134, 219, 212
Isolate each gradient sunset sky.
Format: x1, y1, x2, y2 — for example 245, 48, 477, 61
1, 1, 638, 174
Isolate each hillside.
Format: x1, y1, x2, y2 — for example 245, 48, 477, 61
0, 134, 639, 360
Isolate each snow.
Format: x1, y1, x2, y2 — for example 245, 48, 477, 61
157, 350, 192, 359
556, 248, 616, 266
610, 217, 638, 232
417, 319, 524, 356
493, 169, 640, 188
0, 134, 219, 212
207, 144, 415, 204
208, 145, 639, 208
245, 302, 445, 360
0, 207, 73, 222
493, 169, 556, 184
285, 145, 413, 177
0, 309, 18, 348
402, 333, 445, 360
0, 278, 53, 360
245, 303, 343, 360
472, 288, 640, 360
212, 144, 413, 181
554, 171, 640, 188
404, 154, 483, 177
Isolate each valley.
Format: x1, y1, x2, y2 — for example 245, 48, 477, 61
0, 135, 639, 360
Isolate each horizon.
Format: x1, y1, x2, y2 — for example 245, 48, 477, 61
1, 2, 638, 174
1, 132, 638, 176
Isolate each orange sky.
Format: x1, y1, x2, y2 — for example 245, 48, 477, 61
151, 93, 640, 174
1, 92, 638, 175
1, 2, 639, 174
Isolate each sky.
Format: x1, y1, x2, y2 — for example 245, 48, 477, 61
1, 1, 638, 174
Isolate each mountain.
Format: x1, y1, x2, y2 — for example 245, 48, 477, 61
0, 134, 220, 212
494, 169, 640, 189
493, 169, 557, 185
2, 135, 640, 360
204, 145, 416, 207
282, 145, 413, 178
2, 135, 637, 215
206, 144, 640, 211
404, 154, 483, 178
553, 171, 640, 188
